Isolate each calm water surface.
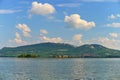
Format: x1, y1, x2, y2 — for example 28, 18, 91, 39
0, 58, 120, 80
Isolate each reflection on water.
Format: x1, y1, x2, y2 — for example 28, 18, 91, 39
0, 58, 120, 80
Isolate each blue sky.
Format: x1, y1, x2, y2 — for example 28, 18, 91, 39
0, 0, 120, 49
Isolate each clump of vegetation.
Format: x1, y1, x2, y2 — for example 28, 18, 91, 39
17, 53, 40, 58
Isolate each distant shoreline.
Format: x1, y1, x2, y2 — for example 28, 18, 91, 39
0, 56, 120, 58
1, 43, 120, 58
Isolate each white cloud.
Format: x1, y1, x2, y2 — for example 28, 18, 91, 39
16, 24, 31, 37
105, 23, 120, 28
79, 36, 120, 50
30, 1, 55, 16
98, 37, 114, 45
117, 14, 120, 17
109, 33, 118, 38
14, 32, 24, 44
40, 36, 62, 43
57, 3, 81, 7
77, 37, 120, 50
40, 29, 48, 35
108, 14, 120, 20
64, 14, 95, 29
98, 37, 120, 50
63, 35, 120, 50
0, 9, 21, 14
39, 29, 62, 43
108, 14, 116, 19
72, 34, 83, 45
73, 34, 82, 41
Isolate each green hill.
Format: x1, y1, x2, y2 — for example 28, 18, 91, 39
0, 43, 120, 58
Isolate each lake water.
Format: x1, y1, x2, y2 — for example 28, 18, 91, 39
0, 58, 120, 80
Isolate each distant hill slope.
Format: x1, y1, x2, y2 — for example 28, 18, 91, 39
0, 43, 120, 58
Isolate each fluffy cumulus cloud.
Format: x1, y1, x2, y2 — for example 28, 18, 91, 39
16, 24, 31, 37
64, 14, 95, 29
30, 1, 55, 16
108, 14, 120, 20
14, 32, 24, 44
40, 29, 48, 35
109, 33, 118, 38
105, 23, 120, 28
